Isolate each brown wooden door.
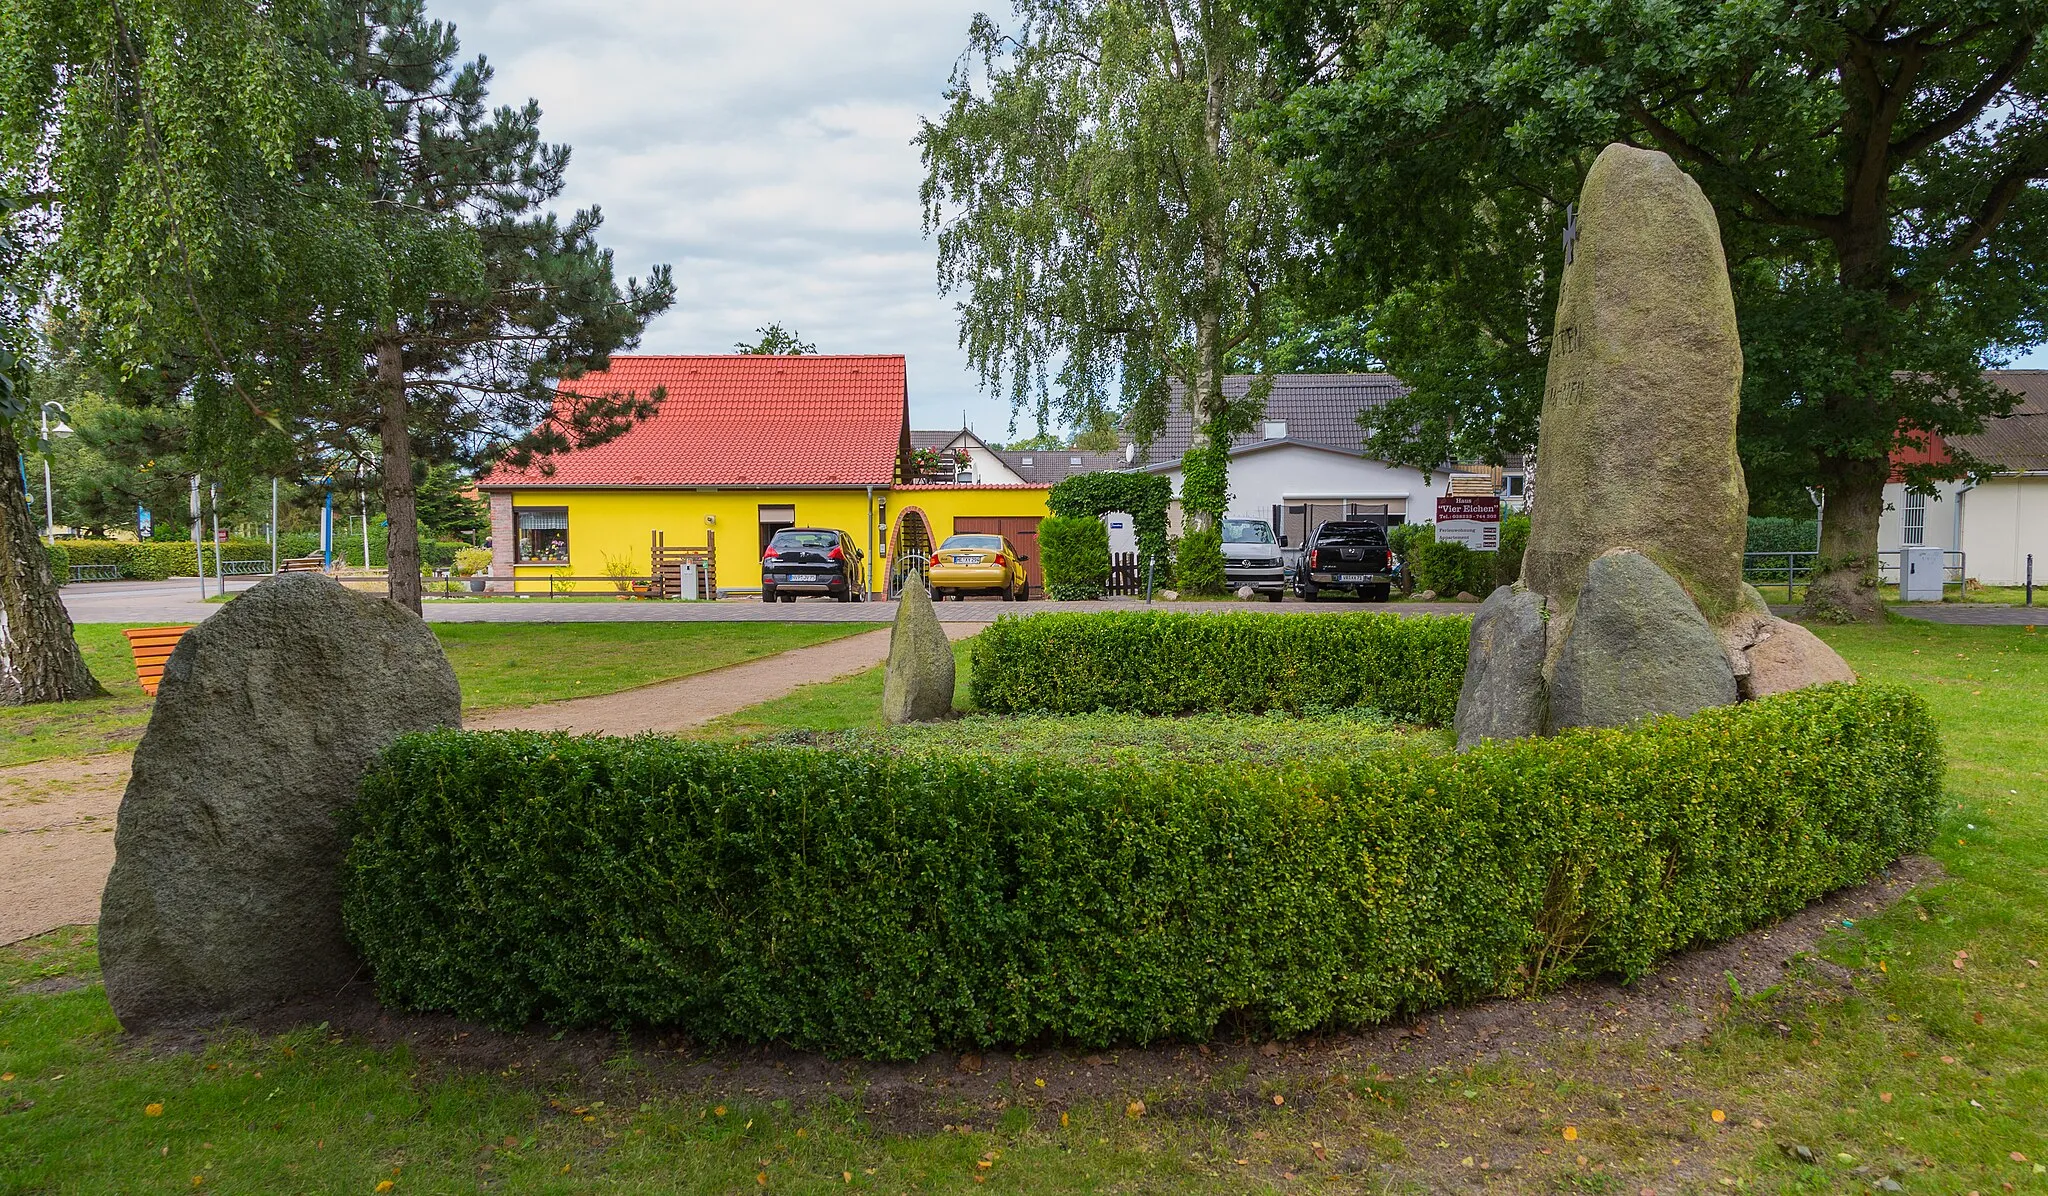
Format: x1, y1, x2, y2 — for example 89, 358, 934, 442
953, 515, 1043, 596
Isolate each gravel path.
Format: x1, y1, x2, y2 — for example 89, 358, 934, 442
0, 753, 131, 946
2, 624, 978, 946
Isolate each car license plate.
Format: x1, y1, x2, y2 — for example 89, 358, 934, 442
958, 555, 983, 564
789, 574, 821, 582
1338, 574, 1367, 583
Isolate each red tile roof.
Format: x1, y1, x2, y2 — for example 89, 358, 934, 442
480, 355, 908, 488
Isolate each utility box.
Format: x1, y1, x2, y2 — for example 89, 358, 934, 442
1901, 545, 1946, 602
677, 562, 699, 601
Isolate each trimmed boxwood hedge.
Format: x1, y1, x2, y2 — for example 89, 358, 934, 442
59, 538, 274, 580
969, 609, 1470, 723
342, 683, 1940, 1059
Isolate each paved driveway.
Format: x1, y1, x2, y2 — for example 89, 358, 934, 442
1891, 602, 2045, 626
62, 578, 1481, 624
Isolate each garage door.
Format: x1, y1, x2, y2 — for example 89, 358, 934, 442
953, 516, 1043, 596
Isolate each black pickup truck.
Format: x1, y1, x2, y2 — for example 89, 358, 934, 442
1294, 520, 1394, 602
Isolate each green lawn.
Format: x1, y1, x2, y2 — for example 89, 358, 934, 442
762, 708, 1434, 766
3, 620, 2045, 1193
0, 622, 870, 767
699, 637, 979, 738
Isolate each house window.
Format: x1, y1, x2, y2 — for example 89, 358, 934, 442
1502, 474, 1526, 497
1902, 490, 1925, 546
759, 504, 796, 554
514, 508, 569, 563
1264, 420, 1288, 440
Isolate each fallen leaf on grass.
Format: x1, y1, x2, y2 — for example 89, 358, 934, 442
1126, 1100, 1145, 1119
1880, 1093, 1893, 1103
1272, 1093, 1284, 1106
375, 1183, 395, 1194
145, 1103, 164, 1117
1710, 1109, 1725, 1123
1563, 1126, 1579, 1142
2014, 1153, 2031, 1163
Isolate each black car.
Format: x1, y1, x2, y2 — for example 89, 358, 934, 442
1294, 521, 1393, 602
761, 527, 865, 602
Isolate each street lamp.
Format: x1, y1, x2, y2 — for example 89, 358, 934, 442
38, 401, 72, 539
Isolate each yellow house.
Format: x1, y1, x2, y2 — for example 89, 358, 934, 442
478, 355, 1052, 597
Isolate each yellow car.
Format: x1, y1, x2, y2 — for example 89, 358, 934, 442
927, 534, 1030, 601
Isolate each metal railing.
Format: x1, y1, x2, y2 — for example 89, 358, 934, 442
1741, 549, 1967, 601
887, 553, 932, 599
68, 563, 119, 582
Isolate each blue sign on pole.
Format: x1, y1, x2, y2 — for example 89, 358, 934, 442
137, 507, 153, 540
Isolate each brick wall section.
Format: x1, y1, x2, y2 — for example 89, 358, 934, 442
488, 492, 514, 593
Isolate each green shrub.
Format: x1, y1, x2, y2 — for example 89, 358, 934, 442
344, 683, 1941, 1059
1173, 527, 1227, 595
54, 538, 273, 580
1047, 472, 1170, 565
1387, 521, 1429, 593
969, 610, 1469, 723
1411, 534, 1494, 598
1495, 513, 1530, 588
422, 540, 465, 570
1037, 515, 1111, 600
44, 543, 68, 584
1746, 516, 1818, 555
278, 532, 321, 560
454, 545, 494, 576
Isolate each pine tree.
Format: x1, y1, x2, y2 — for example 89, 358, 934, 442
318, 0, 674, 612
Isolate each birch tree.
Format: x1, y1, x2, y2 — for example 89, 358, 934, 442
918, 0, 1300, 586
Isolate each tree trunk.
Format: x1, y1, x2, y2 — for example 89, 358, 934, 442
1185, 31, 1230, 540
375, 335, 423, 615
0, 421, 105, 704
1800, 453, 1888, 623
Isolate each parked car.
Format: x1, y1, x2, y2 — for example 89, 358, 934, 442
761, 527, 865, 602
927, 533, 1030, 601
1294, 520, 1393, 602
1222, 518, 1286, 602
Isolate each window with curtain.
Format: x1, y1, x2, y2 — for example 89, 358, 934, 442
515, 507, 569, 562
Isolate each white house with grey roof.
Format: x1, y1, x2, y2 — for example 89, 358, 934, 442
1877, 370, 2048, 587
1135, 374, 1524, 546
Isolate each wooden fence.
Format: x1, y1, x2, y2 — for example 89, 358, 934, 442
650, 530, 716, 599
1107, 552, 1152, 596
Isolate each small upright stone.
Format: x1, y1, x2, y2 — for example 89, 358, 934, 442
1454, 586, 1548, 750
99, 574, 461, 1031
882, 581, 955, 723
1548, 550, 1737, 731
1521, 143, 1749, 623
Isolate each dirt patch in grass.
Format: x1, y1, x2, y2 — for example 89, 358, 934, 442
123, 855, 1936, 1169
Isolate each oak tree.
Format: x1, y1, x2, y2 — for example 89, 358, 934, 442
1264, 0, 2048, 619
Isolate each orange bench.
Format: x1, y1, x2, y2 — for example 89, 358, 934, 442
123, 625, 194, 696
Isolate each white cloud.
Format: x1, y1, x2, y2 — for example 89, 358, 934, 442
431, 0, 1051, 438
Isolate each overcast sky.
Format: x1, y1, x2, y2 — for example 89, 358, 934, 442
427, 0, 1034, 436
430, 0, 2048, 442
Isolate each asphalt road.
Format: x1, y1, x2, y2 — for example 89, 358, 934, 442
58, 577, 1480, 624
62, 577, 2042, 626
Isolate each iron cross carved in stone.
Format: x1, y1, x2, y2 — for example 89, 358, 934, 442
1563, 203, 1579, 266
